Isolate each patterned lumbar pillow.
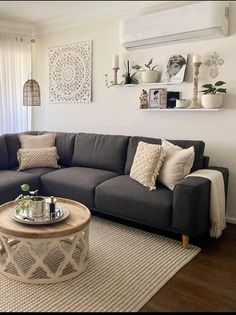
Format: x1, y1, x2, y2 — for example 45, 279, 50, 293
18, 133, 56, 149
17, 147, 60, 171
158, 139, 195, 190
130, 141, 165, 191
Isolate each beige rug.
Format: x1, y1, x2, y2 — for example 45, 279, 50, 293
0, 216, 200, 312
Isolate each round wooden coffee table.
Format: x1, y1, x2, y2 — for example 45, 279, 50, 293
0, 197, 91, 284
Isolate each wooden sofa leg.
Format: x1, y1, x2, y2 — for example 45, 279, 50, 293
182, 235, 189, 249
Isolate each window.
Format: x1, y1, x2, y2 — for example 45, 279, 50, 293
0, 33, 31, 134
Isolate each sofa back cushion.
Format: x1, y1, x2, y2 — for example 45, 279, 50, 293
4, 131, 41, 168
72, 133, 129, 173
124, 136, 205, 175
53, 132, 76, 167
0, 135, 9, 169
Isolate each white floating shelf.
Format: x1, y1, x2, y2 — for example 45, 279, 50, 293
136, 108, 223, 112
113, 82, 183, 87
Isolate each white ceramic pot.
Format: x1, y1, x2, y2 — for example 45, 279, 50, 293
201, 94, 224, 109
141, 70, 159, 83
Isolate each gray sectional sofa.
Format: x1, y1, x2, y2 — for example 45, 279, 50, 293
0, 131, 229, 248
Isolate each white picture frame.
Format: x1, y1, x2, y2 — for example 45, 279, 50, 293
161, 53, 188, 83
149, 88, 167, 108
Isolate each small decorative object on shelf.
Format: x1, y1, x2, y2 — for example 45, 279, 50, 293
123, 60, 132, 84
200, 80, 227, 109
133, 58, 159, 83
176, 99, 188, 108
205, 52, 224, 79
139, 89, 149, 109
167, 91, 180, 108
149, 88, 167, 108
188, 54, 202, 109
123, 60, 139, 84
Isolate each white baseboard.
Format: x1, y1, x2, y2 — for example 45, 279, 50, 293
226, 216, 236, 224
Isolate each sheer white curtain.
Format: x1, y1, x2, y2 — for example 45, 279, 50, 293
0, 32, 31, 134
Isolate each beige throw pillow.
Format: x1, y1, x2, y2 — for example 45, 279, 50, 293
130, 141, 165, 191
158, 139, 195, 190
18, 133, 56, 149
17, 147, 60, 171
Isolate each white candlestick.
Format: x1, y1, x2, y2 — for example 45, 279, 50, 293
112, 54, 119, 69
193, 54, 201, 63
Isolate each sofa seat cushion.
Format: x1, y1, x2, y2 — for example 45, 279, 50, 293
95, 175, 173, 229
0, 170, 40, 204
41, 167, 119, 208
20, 167, 59, 177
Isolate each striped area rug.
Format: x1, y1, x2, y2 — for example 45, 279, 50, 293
0, 216, 200, 312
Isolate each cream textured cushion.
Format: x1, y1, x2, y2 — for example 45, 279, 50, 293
158, 139, 195, 190
18, 133, 56, 149
130, 141, 165, 191
17, 147, 60, 171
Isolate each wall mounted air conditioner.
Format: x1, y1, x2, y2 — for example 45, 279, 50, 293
120, 1, 229, 50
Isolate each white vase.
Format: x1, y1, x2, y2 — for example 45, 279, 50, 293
201, 94, 224, 109
141, 70, 159, 83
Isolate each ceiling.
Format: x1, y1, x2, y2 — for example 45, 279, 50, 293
0, 1, 172, 34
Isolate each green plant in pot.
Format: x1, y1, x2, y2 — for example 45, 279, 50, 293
200, 80, 227, 109
132, 58, 159, 83
15, 184, 45, 218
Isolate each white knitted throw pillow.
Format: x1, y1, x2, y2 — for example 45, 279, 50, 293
17, 147, 60, 171
130, 141, 165, 191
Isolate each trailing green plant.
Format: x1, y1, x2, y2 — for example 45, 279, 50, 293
132, 58, 158, 71
200, 81, 227, 94
15, 184, 42, 214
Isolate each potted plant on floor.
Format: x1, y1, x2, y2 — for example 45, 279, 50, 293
15, 184, 45, 218
132, 58, 159, 83
200, 80, 227, 109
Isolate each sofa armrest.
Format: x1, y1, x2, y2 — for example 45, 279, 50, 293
172, 177, 211, 237
207, 166, 229, 202
202, 156, 209, 168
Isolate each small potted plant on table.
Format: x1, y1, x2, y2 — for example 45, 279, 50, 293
200, 80, 227, 109
15, 184, 45, 218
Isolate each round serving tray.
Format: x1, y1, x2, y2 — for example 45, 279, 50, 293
11, 205, 69, 225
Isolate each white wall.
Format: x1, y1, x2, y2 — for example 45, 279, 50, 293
33, 2, 236, 222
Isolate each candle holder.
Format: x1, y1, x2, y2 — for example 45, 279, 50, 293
188, 61, 202, 109
105, 68, 123, 88
112, 67, 120, 85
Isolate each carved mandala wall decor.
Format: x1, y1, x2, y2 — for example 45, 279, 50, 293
49, 40, 92, 103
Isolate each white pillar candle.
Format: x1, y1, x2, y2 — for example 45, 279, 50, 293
112, 54, 119, 68
193, 54, 201, 63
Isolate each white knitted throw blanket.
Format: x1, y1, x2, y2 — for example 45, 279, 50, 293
186, 169, 226, 238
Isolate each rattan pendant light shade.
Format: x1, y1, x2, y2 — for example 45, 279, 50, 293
23, 79, 41, 106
